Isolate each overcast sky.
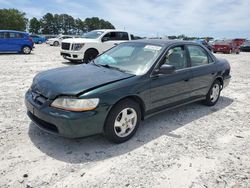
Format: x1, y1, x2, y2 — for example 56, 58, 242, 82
0, 0, 249, 38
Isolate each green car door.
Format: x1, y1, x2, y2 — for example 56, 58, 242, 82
186, 45, 217, 98
149, 45, 193, 111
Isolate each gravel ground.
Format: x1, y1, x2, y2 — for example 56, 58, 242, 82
0, 44, 250, 188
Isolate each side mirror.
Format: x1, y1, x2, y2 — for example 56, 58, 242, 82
102, 37, 109, 42
153, 64, 176, 75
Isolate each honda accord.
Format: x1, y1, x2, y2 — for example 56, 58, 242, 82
25, 40, 231, 143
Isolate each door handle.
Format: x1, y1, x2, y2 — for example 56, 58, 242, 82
114, 43, 118, 46
211, 72, 215, 75
184, 79, 189, 82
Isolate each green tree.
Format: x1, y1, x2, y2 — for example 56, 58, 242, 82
0, 9, 28, 31
84, 17, 115, 32
177, 34, 186, 39
75, 18, 86, 34
40, 13, 55, 34
29, 17, 41, 34
59, 14, 75, 34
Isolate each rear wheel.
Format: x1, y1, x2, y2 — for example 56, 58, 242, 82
83, 49, 98, 63
104, 99, 141, 143
203, 80, 221, 106
22, 46, 31, 54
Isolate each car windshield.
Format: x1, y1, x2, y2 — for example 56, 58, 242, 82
214, 40, 231, 45
93, 42, 163, 75
82, 31, 104, 39
243, 40, 250, 45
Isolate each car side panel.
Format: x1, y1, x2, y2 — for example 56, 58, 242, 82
149, 69, 193, 111
0, 38, 7, 51
189, 64, 217, 98
12, 37, 24, 51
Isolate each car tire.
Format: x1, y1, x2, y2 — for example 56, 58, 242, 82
22, 46, 31, 54
104, 99, 141, 143
203, 80, 221, 106
69, 60, 80, 64
83, 49, 99, 63
53, 41, 59, 46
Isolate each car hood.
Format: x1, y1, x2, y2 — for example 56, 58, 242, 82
48, 38, 57, 41
62, 38, 98, 43
31, 64, 134, 99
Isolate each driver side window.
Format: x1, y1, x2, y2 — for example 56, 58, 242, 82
163, 46, 187, 70
102, 32, 116, 41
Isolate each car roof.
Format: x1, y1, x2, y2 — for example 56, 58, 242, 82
127, 39, 200, 47
0, 30, 28, 34
93, 29, 128, 33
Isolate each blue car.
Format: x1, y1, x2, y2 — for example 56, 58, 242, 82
30, 34, 46, 44
0, 30, 34, 54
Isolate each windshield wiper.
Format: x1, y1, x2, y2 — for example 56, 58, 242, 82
99, 64, 127, 73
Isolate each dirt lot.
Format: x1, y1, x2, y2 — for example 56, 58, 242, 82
0, 44, 250, 188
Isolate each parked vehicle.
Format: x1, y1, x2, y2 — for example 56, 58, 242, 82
212, 40, 240, 54
60, 29, 132, 63
30, 35, 46, 44
25, 40, 231, 143
194, 39, 212, 51
232, 38, 246, 47
46, 35, 74, 46
240, 40, 250, 52
0, 30, 34, 54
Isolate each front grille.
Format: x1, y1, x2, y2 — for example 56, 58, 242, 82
61, 42, 70, 50
31, 91, 48, 106
28, 111, 59, 133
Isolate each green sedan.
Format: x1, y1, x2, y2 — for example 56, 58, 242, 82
25, 40, 231, 143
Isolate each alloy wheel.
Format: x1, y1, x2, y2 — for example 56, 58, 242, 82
23, 46, 31, 54
114, 108, 137, 138
210, 83, 220, 102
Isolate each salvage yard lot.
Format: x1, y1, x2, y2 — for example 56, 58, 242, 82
0, 44, 250, 188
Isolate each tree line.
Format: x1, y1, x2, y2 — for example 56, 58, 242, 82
0, 9, 115, 35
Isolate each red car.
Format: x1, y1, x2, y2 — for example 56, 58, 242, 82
212, 40, 240, 54
232, 38, 246, 47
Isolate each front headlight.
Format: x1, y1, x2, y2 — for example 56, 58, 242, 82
72, 43, 84, 51
51, 97, 99, 111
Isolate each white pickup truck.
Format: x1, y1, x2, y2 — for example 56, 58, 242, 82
60, 29, 133, 63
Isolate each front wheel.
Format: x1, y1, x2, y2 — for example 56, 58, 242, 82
203, 80, 221, 106
104, 99, 141, 143
83, 49, 98, 63
53, 41, 59, 46
22, 46, 31, 54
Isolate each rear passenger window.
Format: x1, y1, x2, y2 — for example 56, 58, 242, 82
102, 32, 129, 41
9, 32, 23, 39
163, 46, 188, 70
187, 45, 210, 66
1, 32, 10, 38
116, 32, 129, 40
0, 33, 4, 39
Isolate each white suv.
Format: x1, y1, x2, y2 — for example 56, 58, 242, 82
60, 30, 132, 63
